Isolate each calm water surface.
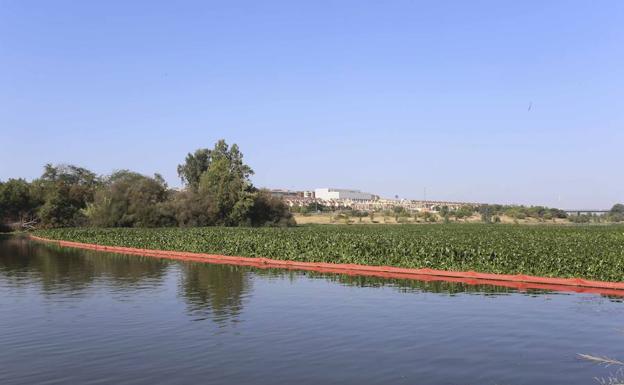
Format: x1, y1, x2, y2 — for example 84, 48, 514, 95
1, 235, 623, 385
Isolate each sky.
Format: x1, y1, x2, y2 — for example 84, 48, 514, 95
1, 1, 623, 209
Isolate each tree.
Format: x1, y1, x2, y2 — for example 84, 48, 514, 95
393, 206, 408, 221
417, 210, 437, 223
550, 208, 568, 219
569, 214, 591, 223
169, 190, 215, 227
177, 148, 212, 191
454, 205, 475, 221
34, 164, 100, 227
175, 140, 293, 227
351, 210, 368, 223
480, 206, 492, 223
197, 140, 254, 225
2, 140, 294, 229
0, 179, 39, 226
611, 204, 624, 215
85, 170, 173, 227
246, 190, 295, 227
609, 203, 624, 222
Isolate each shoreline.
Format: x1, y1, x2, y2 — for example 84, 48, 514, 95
30, 235, 624, 297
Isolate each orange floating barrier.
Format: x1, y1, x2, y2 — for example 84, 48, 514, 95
29, 235, 624, 297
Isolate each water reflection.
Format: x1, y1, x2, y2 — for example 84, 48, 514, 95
1, 235, 621, 319
0, 236, 253, 324
180, 262, 251, 323
0, 235, 169, 293
310, 272, 561, 296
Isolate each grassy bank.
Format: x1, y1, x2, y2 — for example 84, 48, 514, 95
34, 224, 624, 282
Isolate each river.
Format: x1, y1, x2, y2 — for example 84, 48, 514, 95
1, 235, 622, 384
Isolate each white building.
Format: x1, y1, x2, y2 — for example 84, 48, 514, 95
314, 188, 374, 201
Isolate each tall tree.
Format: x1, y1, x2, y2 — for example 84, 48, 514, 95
33, 164, 100, 227
0, 179, 39, 224
177, 148, 212, 191
197, 140, 254, 225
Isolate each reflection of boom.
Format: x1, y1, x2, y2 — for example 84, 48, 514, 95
528, 102, 532, 111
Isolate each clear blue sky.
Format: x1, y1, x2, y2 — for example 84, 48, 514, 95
1, 1, 622, 208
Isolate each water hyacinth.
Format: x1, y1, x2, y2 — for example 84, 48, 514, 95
35, 224, 624, 282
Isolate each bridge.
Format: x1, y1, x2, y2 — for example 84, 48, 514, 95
563, 209, 610, 216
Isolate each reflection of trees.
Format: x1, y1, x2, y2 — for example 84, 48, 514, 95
328, 274, 519, 296
3, 235, 622, 312
323, 274, 623, 302
0, 235, 168, 294
246, 270, 623, 302
180, 263, 250, 323
250, 268, 538, 296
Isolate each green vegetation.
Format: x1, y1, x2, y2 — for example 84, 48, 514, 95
1, 138, 621, 231
436, 203, 624, 224
608, 203, 624, 222
290, 202, 332, 214
0, 140, 293, 230
0, 178, 40, 231
0, 164, 99, 229
35, 224, 624, 282
84, 170, 172, 228
447, 204, 568, 222
567, 205, 624, 224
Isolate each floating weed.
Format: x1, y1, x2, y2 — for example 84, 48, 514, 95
35, 224, 624, 282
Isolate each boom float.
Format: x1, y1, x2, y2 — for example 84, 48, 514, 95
30, 235, 624, 297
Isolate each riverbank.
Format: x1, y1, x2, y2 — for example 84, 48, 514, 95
33, 224, 624, 285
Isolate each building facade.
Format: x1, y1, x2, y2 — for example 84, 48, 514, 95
314, 188, 374, 201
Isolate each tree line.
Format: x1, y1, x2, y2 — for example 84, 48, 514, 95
436, 203, 624, 223
0, 140, 294, 231
292, 201, 624, 225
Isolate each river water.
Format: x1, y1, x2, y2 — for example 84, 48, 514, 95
1, 235, 623, 385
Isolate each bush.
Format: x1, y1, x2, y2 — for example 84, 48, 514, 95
609, 213, 624, 223
569, 215, 591, 224
247, 190, 295, 227
85, 171, 172, 228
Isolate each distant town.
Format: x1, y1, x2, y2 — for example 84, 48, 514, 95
268, 187, 478, 212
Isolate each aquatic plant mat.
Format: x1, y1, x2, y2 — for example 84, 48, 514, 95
31, 225, 624, 296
